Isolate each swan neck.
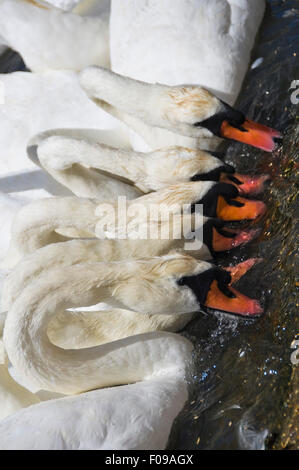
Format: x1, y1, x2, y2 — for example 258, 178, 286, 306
4, 263, 191, 395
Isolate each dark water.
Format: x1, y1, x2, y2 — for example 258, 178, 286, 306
0, 0, 298, 451
169, 0, 299, 450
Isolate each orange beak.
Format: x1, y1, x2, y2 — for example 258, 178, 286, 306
216, 196, 266, 221
220, 173, 270, 196
220, 119, 282, 152
212, 226, 260, 252
205, 259, 263, 316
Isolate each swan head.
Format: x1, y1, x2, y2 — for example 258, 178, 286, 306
195, 99, 282, 152
79, 67, 281, 152
176, 256, 263, 317
167, 87, 282, 152
145, 147, 234, 190
121, 254, 263, 317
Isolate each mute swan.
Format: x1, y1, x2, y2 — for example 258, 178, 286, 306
0, 0, 110, 72
0, 255, 261, 450
0, 312, 40, 421
0, 71, 124, 176
0, 255, 261, 449
0, 346, 190, 450
2, 180, 264, 268
3, 253, 262, 395
80, 66, 282, 153
2, 239, 262, 350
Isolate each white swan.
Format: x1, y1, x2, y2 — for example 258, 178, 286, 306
28, 128, 236, 196
79, 65, 282, 153
0, 254, 202, 449
1, 239, 195, 349
43, 0, 82, 10
27, 126, 270, 200
2, 179, 264, 268
0, 0, 110, 72
0, 252, 261, 449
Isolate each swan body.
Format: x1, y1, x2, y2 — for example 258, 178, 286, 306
0, 374, 188, 450
0, 0, 110, 72
1, 239, 195, 348
110, 0, 265, 105
30, 129, 232, 195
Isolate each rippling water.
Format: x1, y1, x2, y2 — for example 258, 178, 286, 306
0, 0, 298, 451
169, 0, 299, 450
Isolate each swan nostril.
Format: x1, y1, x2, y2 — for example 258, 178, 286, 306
273, 136, 283, 144
227, 175, 242, 185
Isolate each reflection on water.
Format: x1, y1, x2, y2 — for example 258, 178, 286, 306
0, 0, 298, 451
169, 0, 299, 450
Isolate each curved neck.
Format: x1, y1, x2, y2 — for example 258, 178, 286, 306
4, 263, 191, 395
80, 66, 166, 128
